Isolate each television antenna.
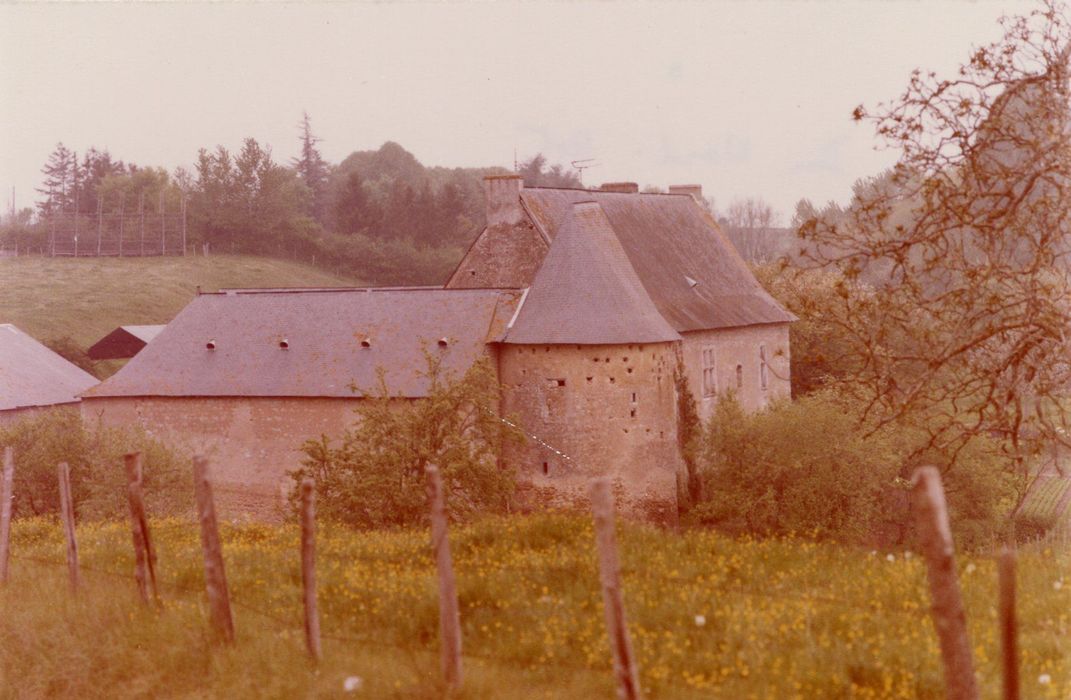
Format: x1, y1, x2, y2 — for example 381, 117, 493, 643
570, 159, 598, 185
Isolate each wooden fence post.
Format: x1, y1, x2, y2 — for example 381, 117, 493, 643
57, 462, 80, 592
426, 464, 462, 689
0, 447, 13, 585
999, 547, 1019, 700
590, 477, 642, 700
193, 456, 234, 643
911, 466, 978, 700
124, 452, 159, 605
300, 478, 322, 662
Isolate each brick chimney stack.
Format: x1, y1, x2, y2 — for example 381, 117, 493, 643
484, 175, 525, 226
669, 184, 703, 202
599, 182, 639, 194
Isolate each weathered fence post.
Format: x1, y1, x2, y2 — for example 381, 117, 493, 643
193, 456, 234, 643
999, 547, 1019, 700
57, 461, 80, 592
124, 452, 159, 605
590, 477, 642, 700
0, 447, 14, 585
911, 466, 978, 700
300, 478, 322, 662
426, 464, 462, 689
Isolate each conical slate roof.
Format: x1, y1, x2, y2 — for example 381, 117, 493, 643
504, 202, 681, 345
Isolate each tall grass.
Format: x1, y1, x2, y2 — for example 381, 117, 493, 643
1, 515, 1068, 698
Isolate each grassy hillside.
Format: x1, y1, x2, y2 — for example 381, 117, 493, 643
0, 255, 358, 375
2, 515, 1068, 698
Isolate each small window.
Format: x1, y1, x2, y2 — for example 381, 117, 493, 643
760, 345, 769, 391
542, 461, 549, 475
736, 364, 743, 390
701, 346, 717, 397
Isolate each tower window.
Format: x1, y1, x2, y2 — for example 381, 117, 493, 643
736, 364, 743, 390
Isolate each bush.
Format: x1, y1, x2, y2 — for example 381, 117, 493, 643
0, 409, 191, 519
291, 354, 522, 529
690, 392, 1012, 547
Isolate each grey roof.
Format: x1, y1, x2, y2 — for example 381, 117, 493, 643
505, 203, 681, 345
87, 325, 166, 360
520, 188, 795, 331
0, 324, 98, 411
85, 288, 521, 399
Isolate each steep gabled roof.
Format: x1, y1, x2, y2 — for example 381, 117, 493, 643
88, 325, 166, 360
504, 202, 681, 345
85, 288, 521, 399
520, 188, 795, 331
0, 324, 98, 411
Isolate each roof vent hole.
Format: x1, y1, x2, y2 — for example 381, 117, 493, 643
438, 337, 450, 348
279, 339, 289, 350
206, 340, 216, 350
360, 338, 372, 349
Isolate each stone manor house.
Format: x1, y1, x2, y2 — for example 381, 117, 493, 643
82, 176, 794, 516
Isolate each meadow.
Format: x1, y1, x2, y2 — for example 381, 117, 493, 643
1, 515, 1068, 699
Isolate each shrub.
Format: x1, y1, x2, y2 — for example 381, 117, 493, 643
291, 354, 522, 529
0, 409, 191, 519
690, 392, 1012, 547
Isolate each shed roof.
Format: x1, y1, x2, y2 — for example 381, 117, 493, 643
0, 324, 98, 411
520, 188, 795, 331
84, 288, 521, 399
504, 202, 681, 345
87, 325, 166, 360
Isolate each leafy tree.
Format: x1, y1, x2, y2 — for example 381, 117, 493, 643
292, 354, 522, 529
723, 196, 783, 262
517, 154, 583, 188
798, 1, 1071, 512
333, 170, 380, 235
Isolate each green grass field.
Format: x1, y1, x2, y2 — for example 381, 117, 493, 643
0, 255, 358, 375
2, 515, 1068, 699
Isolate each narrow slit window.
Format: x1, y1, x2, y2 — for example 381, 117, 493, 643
736, 364, 743, 390
760, 344, 769, 391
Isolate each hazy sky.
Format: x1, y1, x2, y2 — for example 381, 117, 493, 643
1, 1, 1029, 221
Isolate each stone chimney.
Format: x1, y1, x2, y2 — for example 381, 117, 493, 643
668, 184, 703, 201
599, 182, 639, 194
484, 175, 525, 226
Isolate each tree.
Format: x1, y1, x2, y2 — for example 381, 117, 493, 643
724, 196, 782, 262
799, 1, 1071, 512
291, 354, 522, 528
517, 154, 583, 188
333, 170, 379, 235
36, 143, 76, 215
292, 112, 330, 224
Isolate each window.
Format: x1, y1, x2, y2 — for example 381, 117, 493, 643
736, 364, 743, 390
759, 344, 769, 391
701, 346, 717, 397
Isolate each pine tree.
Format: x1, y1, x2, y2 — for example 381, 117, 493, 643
36, 143, 76, 215
292, 112, 329, 224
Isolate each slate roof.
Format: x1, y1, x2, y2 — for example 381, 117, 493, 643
504, 202, 681, 345
84, 288, 521, 399
87, 325, 166, 360
520, 188, 795, 331
0, 324, 98, 411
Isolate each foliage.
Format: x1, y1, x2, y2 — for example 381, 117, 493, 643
3, 515, 1070, 697
673, 359, 703, 511
0, 409, 191, 520
43, 336, 101, 378
691, 392, 1011, 547
291, 355, 521, 528
516, 153, 583, 188
797, 3, 1071, 493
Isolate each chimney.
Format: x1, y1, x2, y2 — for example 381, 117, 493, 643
484, 175, 525, 226
599, 182, 639, 194
669, 184, 703, 202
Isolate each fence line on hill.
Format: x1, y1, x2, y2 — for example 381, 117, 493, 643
0, 448, 1023, 698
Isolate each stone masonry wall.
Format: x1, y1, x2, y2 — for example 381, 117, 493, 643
679, 323, 791, 423
81, 396, 365, 520
498, 342, 682, 517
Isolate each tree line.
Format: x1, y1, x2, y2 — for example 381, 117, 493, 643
2, 115, 582, 285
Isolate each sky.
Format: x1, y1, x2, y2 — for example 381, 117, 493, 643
0, 1, 1031, 222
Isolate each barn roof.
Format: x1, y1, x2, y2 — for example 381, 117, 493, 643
520, 188, 795, 331
504, 202, 681, 345
0, 324, 98, 411
87, 325, 166, 360
84, 288, 521, 399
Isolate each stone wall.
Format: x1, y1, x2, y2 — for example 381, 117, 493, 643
679, 323, 791, 422
81, 395, 365, 519
498, 342, 681, 517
